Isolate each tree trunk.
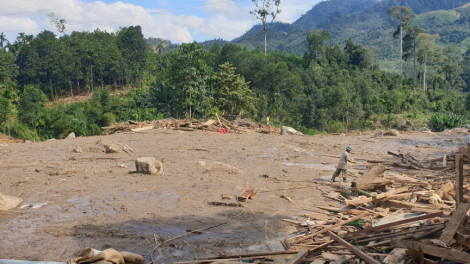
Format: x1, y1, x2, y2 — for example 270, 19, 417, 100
423, 54, 427, 94
399, 24, 403, 76
264, 28, 267, 57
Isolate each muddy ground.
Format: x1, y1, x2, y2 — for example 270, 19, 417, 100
0, 128, 466, 262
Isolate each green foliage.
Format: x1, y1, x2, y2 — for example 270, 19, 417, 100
427, 113, 467, 131
102, 113, 116, 126
18, 85, 47, 130
213, 62, 258, 115
8, 121, 37, 140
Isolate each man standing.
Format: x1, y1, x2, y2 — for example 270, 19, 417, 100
331, 146, 356, 182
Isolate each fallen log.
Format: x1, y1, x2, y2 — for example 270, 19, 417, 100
327, 231, 380, 264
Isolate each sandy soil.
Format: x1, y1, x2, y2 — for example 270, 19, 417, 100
0, 127, 466, 263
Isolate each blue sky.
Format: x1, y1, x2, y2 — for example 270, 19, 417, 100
0, 0, 320, 44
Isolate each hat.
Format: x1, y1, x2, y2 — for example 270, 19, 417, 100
346, 146, 352, 151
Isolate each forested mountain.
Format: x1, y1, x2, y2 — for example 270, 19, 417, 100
233, 0, 470, 72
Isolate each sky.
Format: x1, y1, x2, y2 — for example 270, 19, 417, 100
0, 0, 321, 44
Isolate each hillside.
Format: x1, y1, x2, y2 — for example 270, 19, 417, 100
231, 0, 470, 72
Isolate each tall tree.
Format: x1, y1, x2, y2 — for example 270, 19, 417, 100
0, 32, 9, 49
250, 0, 281, 57
403, 24, 424, 89
388, 6, 415, 76
416, 33, 440, 94
213, 62, 257, 115
306, 30, 331, 63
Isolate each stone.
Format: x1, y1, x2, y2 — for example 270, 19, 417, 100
417, 127, 431, 133
383, 129, 400, 136
66, 132, 76, 139
117, 164, 127, 168
205, 162, 245, 175
104, 143, 133, 154
0, 192, 23, 211
281, 126, 303, 136
135, 157, 163, 175
73, 146, 83, 153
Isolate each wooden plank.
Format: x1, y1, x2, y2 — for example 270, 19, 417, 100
203, 250, 300, 260
383, 248, 407, 264
345, 212, 443, 238
438, 202, 470, 245
294, 213, 368, 244
345, 187, 408, 206
286, 250, 308, 264
130, 126, 154, 132
384, 200, 437, 209
326, 231, 379, 264
391, 239, 470, 263
456, 154, 464, 205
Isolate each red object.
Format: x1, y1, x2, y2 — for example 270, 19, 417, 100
217, 128, 228, 134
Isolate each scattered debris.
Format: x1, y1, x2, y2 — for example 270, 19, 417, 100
238, 186, 259, 202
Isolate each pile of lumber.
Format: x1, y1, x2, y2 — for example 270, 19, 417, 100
101, 118, 281, 134
183, 149, 470, 264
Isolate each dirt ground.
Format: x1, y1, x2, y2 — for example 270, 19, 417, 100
0, 127, 466, 263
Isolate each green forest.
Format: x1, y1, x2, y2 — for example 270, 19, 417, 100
1, 4, 470, 141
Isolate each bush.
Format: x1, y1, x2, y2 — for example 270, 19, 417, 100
9, 121, 37, 140
427, 113, 467, 132
102, 112, 116, 126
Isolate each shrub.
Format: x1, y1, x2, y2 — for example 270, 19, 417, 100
427, 113, 467, 132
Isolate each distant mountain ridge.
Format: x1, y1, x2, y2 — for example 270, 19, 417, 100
227, 0, 470, 61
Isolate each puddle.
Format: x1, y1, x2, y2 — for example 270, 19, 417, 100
282, 162, 335, 170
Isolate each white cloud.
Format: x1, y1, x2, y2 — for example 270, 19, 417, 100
0, 0, 318, 44
277, 0, 321, 22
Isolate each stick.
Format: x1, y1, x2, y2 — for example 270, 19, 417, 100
294, 213, 368, 244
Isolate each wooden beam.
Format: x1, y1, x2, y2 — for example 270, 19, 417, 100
438, 202, 470, 245
345, 212, 443, 238
345, 187, 409, 206
203, 250, 300, 260
391, 239, 470, 263
456, 154, 464, 205
294, 213, 369, 244
326, 231, 379, 264
286, 250, 308, 264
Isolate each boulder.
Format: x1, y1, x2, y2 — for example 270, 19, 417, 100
73, 146, 83, 153
135, 157, 163, 175
0, 192, 23, 211
281, 126, 303, 136
383, 129, 400, 136
66, 132, 76, 139
104, 143, 133, 153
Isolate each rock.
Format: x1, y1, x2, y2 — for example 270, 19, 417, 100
205, 162, 245, 175
281, 126, 303, 136
73, 146, 83, 153
417, 127, 431, 133
451, 128, 467, 134
198, 161, 206, 166
383, 129, 400, 136
66, 132, 76, 139
105, 143, 133, 153
135, 157, 163, 175
0, 192, 23, 211
117, 164, 127, 168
